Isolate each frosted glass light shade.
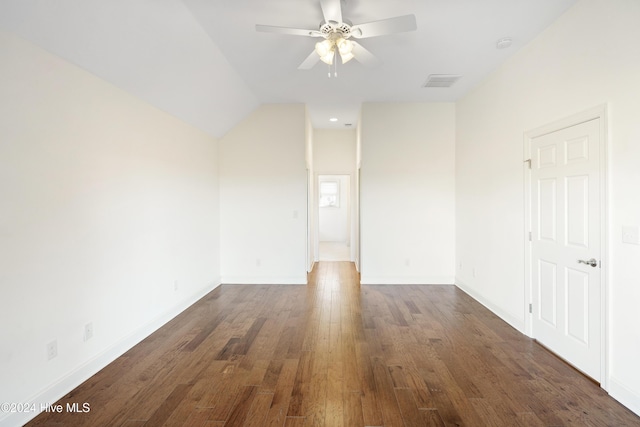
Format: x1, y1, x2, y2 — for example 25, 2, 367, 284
315, 39, 333, 57
340, 51, 354, 64
320, 51, 335, 65
337, 38, 353, 55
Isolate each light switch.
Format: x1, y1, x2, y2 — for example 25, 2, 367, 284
622, 226, 640, 245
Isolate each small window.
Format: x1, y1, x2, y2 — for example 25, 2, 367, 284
319, 180, 339, 208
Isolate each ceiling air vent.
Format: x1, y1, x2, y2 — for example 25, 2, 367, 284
422, 74, 462, 88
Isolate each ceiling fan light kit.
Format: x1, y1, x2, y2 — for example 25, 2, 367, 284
256, 0, 417, 73
314, 35, 355, 65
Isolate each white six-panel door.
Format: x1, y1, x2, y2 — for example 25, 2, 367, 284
530, 118, 601, 381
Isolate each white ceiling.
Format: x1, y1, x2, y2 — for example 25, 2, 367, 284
0, 0, 577, 136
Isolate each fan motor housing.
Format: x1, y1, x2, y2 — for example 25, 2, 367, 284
320, 20, 352, 38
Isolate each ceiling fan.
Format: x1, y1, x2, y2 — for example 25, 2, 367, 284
255, 0, 417, 70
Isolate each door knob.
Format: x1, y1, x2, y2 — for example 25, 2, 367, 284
577, 258, 598, 267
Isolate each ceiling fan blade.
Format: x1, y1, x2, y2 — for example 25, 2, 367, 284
351, 41, 381, 67
320, 0, 342, 23
351, 14, 417, 39
298, 50, 321, 70
256, 24, 323, 37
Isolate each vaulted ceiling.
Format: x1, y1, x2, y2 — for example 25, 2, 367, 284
0, 0, 577, 137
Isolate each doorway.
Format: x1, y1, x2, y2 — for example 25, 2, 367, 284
318, 174, 351, 261
525, 106, 607, 385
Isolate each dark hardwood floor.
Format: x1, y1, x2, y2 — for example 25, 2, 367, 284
27, 262, 640, 426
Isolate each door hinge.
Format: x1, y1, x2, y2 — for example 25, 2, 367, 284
524, 159, 532, 169
528, 231, 532, 241
529, 303, 533, 314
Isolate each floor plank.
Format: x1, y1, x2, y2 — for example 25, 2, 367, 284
25, 262, 640, 426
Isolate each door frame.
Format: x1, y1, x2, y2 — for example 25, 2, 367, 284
523, 104, 609, 389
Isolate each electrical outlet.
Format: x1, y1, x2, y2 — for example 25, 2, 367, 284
256, 258, 261, 267
46, 340, 58, 360
84, 322, 93, 342
174, 280, 179, 292
404, 258, 411, 267
472, 268, 477, 278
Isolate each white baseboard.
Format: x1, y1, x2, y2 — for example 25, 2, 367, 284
608, 377, 640, 417
1, 280, 221, 427
455, 277, 525, 333
360, 276, 454, 285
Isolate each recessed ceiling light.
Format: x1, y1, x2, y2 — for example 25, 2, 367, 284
329, 118, 338, 122
496, 37, 513, 49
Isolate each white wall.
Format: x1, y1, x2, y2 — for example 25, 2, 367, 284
313, 129, 357, 173
313, 129, 358, 261
0, 32, 221, 426
360, 103, 456, 285
455, 0, 640, 414
219, 104, 307, 284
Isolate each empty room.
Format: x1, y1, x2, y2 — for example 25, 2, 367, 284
1, 0, 640, 426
